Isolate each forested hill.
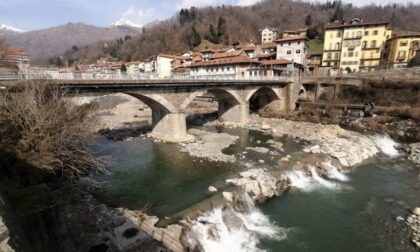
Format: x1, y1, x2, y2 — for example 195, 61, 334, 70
59, 0, 420, 66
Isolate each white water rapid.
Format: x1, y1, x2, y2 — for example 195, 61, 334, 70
188, 194, 287, 252
288, 166, 343, 192
372, 135, 400, 157
323, 161, 349, 182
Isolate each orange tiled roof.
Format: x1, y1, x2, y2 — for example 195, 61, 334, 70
260, 43, 277, 49
189, 55, 260, 68
158, 54, 184, 60
260, 58, 292, 65
210, 50, 245, 59
275, 35, 307, 43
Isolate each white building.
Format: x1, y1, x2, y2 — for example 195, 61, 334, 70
259, 27, 279, 43
275, 36, 308, 66
189, 55, 260, 79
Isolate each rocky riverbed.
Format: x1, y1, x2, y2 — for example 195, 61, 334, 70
179, 128, 239, 163
397, 207, 420, 248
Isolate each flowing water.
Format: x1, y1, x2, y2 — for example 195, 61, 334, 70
92, 128, 420, 251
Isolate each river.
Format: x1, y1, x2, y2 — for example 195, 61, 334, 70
92, 126, 420, 252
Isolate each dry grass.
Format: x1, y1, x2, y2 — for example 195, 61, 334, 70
0, 80, 108, 180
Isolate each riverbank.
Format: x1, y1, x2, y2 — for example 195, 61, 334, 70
399, 207, 420, 248
69, 94, 419, 251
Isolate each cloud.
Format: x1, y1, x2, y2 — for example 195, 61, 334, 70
235, 0, 263, 6
121, 6, 158, 26
177, 0, 233, 9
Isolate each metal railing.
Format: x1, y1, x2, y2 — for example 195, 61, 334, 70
1, 72, 294, 82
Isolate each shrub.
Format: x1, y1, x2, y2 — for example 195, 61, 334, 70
0, 80, 108, 180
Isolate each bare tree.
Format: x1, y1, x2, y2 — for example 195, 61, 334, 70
0, 80, 108, 180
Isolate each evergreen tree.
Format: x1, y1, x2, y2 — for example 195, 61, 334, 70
188, 26, 201, 47
305, 14, 313, 26
306, 26, 318, 39
217, 17, 227, 41
207, 24, 218, 43
330, 0, 344, 22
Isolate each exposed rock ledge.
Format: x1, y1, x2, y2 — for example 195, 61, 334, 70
235, 116, 379, 167
179, 128, 239, 163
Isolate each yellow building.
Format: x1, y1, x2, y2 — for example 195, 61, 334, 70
321, 18, 392, 75
380, 32, 420, 68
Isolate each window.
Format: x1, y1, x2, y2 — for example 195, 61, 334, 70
296, 49, 301, 54
343, 52, 347, 57
365, 31, 369, 36
327, 53, 332, 60
362, 41, 367, 49
227, 67, 230, 71
336, 42, 341, 50
348, 52, 354, 57
337, 32, 341, 38
287, 50, 291, 54
297, 41, 300, 45
398, 51, 406, 59
288, 42, 291, 46
400, 41, 408, 46
373, 30, 378, 35
355, 52, 358, 57
371, 40, 377, 48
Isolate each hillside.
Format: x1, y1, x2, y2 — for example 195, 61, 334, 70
3, 23, 140, 61
60, 0, 420, 65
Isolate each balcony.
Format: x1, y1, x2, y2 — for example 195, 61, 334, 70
362, 47, 381, 50
343, 35, 362, 40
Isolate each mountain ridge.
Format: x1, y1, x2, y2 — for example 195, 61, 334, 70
2, 22, 140, 60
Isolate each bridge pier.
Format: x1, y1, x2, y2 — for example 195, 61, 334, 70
150, 112, 194, 142
219, 103, 249, 124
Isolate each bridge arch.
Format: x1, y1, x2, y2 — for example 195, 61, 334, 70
247, 87, 283, 113
181, 88, 248, 124
124, 92, 193, 142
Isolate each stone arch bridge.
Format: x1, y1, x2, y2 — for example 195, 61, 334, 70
7, 79, 300, 142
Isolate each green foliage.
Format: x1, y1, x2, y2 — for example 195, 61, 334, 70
306, 26, 318, 39
179, 7, 197, 25
330, 0, 344, 22
187, 26, 201, 48
305, 14, 313, 26
206, 17, 228, 44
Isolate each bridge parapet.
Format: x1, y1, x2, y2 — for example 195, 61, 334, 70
0, 72, 294, 83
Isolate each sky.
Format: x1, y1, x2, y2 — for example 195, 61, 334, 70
0, 0, 418, 31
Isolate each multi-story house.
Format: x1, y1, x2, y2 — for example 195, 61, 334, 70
321, 18, 392, 75
275, 35, 307, 66
259, 27, 279, 43
380, 32, 420, 68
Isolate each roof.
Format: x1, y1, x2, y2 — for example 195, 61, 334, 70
259, 27, 278, 32
158, 54, 183, 60
255, 52, 276, 59
260, 59, 292, 65
283, 28, 308, 33
388, 31, 420, 40
200, 48, 224, 53
210, 50, 245, 59
275, 35, 308, 43
260, 43, 277, 49
325, 20, 390, 30
189, 55, 260, 68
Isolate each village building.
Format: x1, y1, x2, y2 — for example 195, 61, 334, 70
380, 32, 420, 68
321, 18, 392, 75
275, 35, 308, 67
259, 27, 279, 43
188, 53, 261, 79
